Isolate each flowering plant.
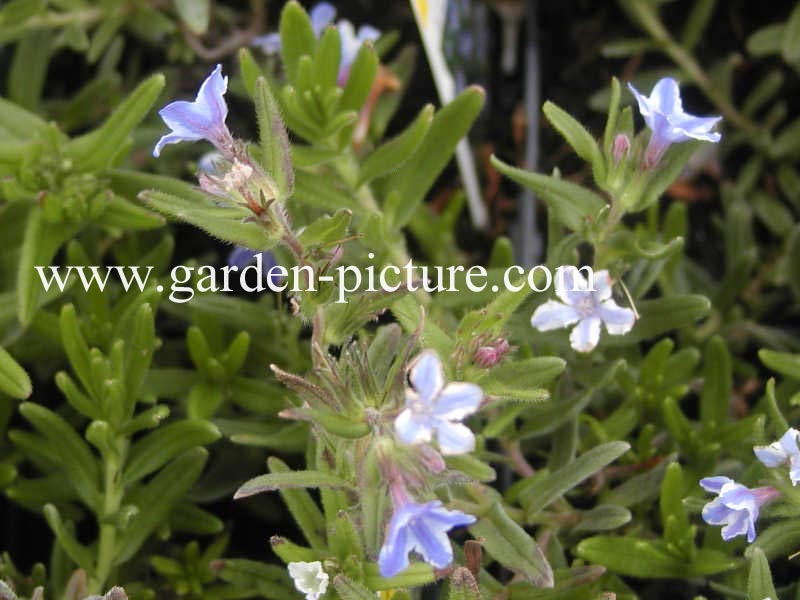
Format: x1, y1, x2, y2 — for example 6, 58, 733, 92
0, 2, 799, 600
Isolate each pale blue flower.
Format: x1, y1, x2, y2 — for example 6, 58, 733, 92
754, 428, 800, 485
394, 351, 483, 455
700, 476, 778, 542
378, 499, 476, 577
530, 268, 635, 353
153, 64, 233, 157
252, 2, 336, 55
337, 19, 380, 82
628, 77, 722, 168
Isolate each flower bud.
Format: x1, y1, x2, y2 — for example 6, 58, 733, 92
418, 444, 446, 474
474, 338, 510, 368
612, 133, 630, 165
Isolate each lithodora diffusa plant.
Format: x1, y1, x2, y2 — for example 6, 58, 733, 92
3, 2, 800, 600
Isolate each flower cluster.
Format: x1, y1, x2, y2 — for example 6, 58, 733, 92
375, 350, 483, 577
700, 428, 799, 542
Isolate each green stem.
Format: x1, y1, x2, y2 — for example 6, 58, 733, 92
90, 439, 126, 593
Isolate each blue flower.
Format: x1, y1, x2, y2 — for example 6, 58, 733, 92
754, 428, 800, 485
700, 476, 778, 542
394, 351, 483, 455
227, 246, 284, 288
628, 77, 722, 168
378, 499, 476, 577
337, 19, 380, 82
530, 268, 635, 353
153, 64, 233, 158
252, 3, 336, 55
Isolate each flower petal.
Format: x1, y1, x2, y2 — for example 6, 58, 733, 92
555, 266, 590, 305
378, 516, 412, 577
591, 270, 613, 301
194, 64, 228, 131
409, 351, 445, 402
599, 300, 636, 335
754, 444, 788, 468
700, 476, 733, 493
409, 517, 454, 569
701, 498, 731, 525
531, 301, 581, 332
434, 382, 483, 420
720, 508, 752, 542
650, 77, 682, 114
357, 24, 381, 43
569, 317, 602, 353
395, 405, 433, 445
252, 32, 282, 54
310, 2, 337, 35
435, 421, 476, 455
778, 428, 800, 457
627, 82, 656, 131
425, 504, 477, 529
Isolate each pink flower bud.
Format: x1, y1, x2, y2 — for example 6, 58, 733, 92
418, 444, 446, 474
474, 338, 511, 368
612, 133, 630, 164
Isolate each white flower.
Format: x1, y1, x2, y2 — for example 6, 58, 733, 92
287, 561, 328, 600
531, 268, 636, 353
754, 428, 800, 485
394, 351, 483, 455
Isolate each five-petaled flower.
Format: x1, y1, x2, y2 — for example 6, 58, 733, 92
628, 77, 722, 168
530, 268, 635, 353
378, 499, 476, 577
700, 476, 779, 542
754, 428, 800, 486
394, 351, 483, 455
153, 64, 233, 158
287, 561, 329, 600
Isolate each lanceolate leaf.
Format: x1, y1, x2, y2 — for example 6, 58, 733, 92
255, 76, 294, 200
491, 156, 606, 231
234, 469, 351, 499
0, 345, 32, 399
470, 503, 554, 588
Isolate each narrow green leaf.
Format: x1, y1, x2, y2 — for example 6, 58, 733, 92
43, 504, 95, 572
123, 420, 220, 485
491, 156, 605, 231
759, 348, 800, 378
543, 100, 605, 184
782, 1, 800, 64
521, 441, 630, 519
747, 547, 777, 600
234, 469, 351, 499
19, 402, 100, 508
255, 76, 294, 199
470, 503, 553, 587
116, 448, 208, 564
0, 346, 32, 399
389, 87, 485, 227
357, 104, 434, 185
279, 1, 317, 82
700, 336, 731, 428
65, 74, 165, 170
263, 457, 327, 551
139, 190, 277, 250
